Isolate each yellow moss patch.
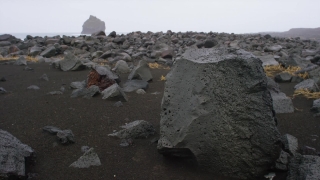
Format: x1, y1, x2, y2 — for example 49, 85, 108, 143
160, 75, 166, 81
25, 56, 38, 62
264, 65, 308, 79
148, 62, 170, 70
293, 89, 320, 99
0, 56, 38, 62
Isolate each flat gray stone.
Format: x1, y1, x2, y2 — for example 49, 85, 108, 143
271, 91, 294, 114
294, 79, 319, 92
108, 120, 155, 139
101, 84, 128, 101
128, 60, 153, 81
69, 148, 101, 168
122, 80, 148, 92
258, 55, 279, 66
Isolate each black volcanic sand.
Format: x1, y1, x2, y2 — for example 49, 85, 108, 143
0, 62, 319, 180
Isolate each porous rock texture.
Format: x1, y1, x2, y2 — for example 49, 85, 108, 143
0, 129, 34, 177
287, 154, 320, 180
157, 48, 281, 179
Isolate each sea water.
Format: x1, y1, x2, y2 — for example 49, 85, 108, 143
0, 32, 128, 40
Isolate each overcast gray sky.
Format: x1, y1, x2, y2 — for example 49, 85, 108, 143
0, 0, 319, 34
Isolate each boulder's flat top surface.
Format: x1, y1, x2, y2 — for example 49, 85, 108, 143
0, 63, 318, 180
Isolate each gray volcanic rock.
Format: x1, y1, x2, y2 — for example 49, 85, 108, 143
294, 79, 319, 92
40, 46, 56, 58
29, 46, 43, 56
271, 91, 294, 114
0, 129, 34, 177
112, 60, 130, 73
14, 56, 27, 66
108, 120, 155, 139
81, 15, 106, 34
311, 98, 320, 113
257, 55, 279, 66
274, 72, 293, 83
157, 48, 281, 179
128, 60, 153, 81
58, 53, 85, 71
122, 80, 148, 92
282, 134, 298, 156
287, 154, 320, 180
69, 148, 101, 168
101, 84, 128, 101
0, 41, 11, 47
43, 126, 75, 144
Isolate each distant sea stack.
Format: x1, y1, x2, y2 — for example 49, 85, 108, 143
81, 15, 106, 34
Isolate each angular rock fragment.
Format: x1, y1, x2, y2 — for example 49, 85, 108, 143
39, 74, 49, 81
122, 80, 148, 92
157, 48, 281, 179
274, 150, 291, 171
71, 85, 100, 99
274, 72, 292, 83
282, 134, 298, 156
0, 129, 34, 177
101, 84, 128, 101
287, 154, 320, 180
294, 79, 319, 92
43, 126, 75, 144
271, 91, 294, 114
112, 60, 130, 73
69, 148, 101, 168
108, 120, 155, 139
27, 85, 40, 90
0, 87, 7, 94
70, 80, 86, 89
47, 91, 63, 95
14, 56, 27, 66
58, 53, 85, 71
128, 60, 153, 82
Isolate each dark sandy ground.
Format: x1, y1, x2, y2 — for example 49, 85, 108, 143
0, 62, 319, 180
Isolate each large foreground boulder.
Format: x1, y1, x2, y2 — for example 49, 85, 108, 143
0, 129, 34, 177
157, 48, 281, 179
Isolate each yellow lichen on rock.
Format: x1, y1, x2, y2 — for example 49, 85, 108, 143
148, 62, 170, 70
264, 65, 308, 79
293, 89, 320, 99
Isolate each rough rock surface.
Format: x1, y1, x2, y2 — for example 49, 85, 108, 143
81, 15, 106, 34
128, 60, 153, 82
69, 148, 101, 168
294, 79, 319, 92
101, 83, 128, 101
287, 154, 320, 180
0, 129, 34, 177
157, 48, 281, 179
282, 134, 298, 156
275, 150, 291, 171
271, 91, 294, 114
122, 80, 148, 92
58, 53, 85, 71
108, 120, 155, 139
43, 126, 75, 144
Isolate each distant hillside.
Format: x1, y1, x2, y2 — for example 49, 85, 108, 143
260, 27, 320, 41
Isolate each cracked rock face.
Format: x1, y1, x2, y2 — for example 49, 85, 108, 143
0, 129, 34, 177
157, 48, 281, 179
